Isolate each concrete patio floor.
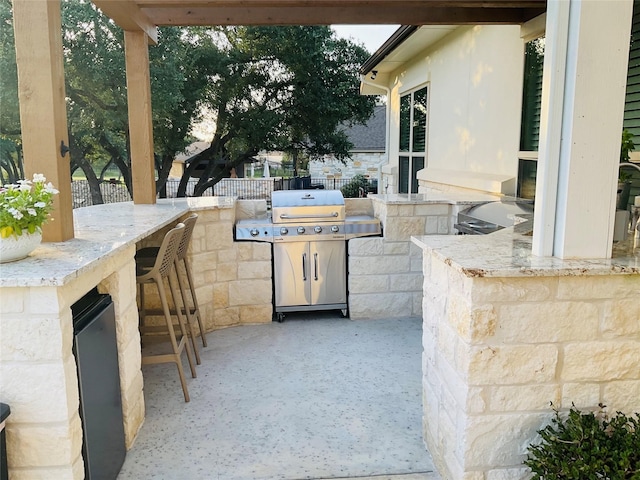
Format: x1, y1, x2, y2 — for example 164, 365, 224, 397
117, 313, 441, 480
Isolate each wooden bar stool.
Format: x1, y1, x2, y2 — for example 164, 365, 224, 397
136, 223, 196, 402
136, 214, 206, 364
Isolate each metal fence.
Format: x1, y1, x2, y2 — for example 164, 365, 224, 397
71, 176, 375, 208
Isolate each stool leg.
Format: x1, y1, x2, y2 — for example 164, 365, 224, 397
156, 278, 190, 402
183, 256, 207, 347
174, 261, 201, 365
168, 273, 197, 379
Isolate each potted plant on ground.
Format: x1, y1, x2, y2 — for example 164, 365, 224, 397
0, 173, 59, 263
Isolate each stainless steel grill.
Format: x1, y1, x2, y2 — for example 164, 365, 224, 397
454, 199, 533, 235
235, 190, 381, 321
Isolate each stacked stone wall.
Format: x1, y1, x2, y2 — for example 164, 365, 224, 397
348, 198, 454, 319
422, 252, 640, 479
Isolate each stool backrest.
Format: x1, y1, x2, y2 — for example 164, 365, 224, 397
176, 214, 198, 261
156, 223, 185, 278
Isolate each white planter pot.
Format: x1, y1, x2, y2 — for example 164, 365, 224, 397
0, 231, 42, 263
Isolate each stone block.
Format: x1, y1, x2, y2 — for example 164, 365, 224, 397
216, 262, 238, 282
212, 283, 229, 309
464, 413, 547, 469
240, 304, 273, 324
0, 288, 24, 313
217, 248, 238, 262
490, 385, 560, 412
498, 302, 599, 343
601, 298, 640, 337
486, 467, 532, 480
118, 337, 142, 394
448, 295, 497, 344
228, 279, 271, 306
348, 292, 413, 319
349, 255, 410, 275
415, 204, 451, 216
438, 216, 450, 234
27, 287, 62, 315
389, 273, 423, 292
214, 307, 240, 327
1, 315, 66, 362
7, 413, 83, 468
4, 361, 79, 423
237, 260, 271, 280
425, 216, 440, 234
236, 243, 253, 261
383, 241, 410, 255
348, 237, 384, 256
252, 243, 272, 261
384, 217, 426, 241
114, 306, 140, 349
468, 345, 558, 385
561, 383, 601, 409
557, 275, 640, 300
563, 341, 640, 382
348, 275, 389, 294
602, 380, 640, 413
469, 277, 555, 303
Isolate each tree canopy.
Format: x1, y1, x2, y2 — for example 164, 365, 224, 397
0, 0, 376, 199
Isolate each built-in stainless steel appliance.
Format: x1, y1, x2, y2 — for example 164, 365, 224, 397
454, 199, 533, 235
235, 190, 381, 321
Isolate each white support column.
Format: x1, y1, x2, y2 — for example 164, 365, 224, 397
533, 0, 633, 259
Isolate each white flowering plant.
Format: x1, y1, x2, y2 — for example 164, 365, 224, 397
0, 174, 59, 239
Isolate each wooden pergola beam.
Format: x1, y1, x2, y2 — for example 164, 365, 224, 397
139, 6, 545, 25
92, 0, 159, 43
95, 0, 546, 28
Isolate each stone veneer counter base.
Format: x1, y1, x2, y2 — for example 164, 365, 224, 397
411, 230, 640, 479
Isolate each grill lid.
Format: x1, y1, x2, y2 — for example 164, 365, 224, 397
271, 190, 345, 208
271, 190, 346, 224
459, 200, 533, 229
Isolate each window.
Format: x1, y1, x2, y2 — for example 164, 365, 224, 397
399, 86, 428, 194
517, 37, 544, 199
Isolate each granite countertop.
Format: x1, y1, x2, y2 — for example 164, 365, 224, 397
0, 197, 234, 287
412, 227, 640, 278
369, 189, 504, 205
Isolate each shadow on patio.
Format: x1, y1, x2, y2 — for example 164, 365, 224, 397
117, 313, 440, 480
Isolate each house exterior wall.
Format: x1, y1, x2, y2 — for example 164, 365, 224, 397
384, 25, 524, 194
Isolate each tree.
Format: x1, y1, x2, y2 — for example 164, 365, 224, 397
179, 26, 376, 196
0, 0, 23, 184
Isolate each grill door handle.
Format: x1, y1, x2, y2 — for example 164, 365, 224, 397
302, 253, 307, 281
279, 213, 339, 219
313, 253, 318, 281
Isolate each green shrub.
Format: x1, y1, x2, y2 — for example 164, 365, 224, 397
340, 174, 371, 198
525, 404, 640, 479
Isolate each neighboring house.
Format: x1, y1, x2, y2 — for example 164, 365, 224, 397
168, 141, 214, 179
308, 104, 387, 186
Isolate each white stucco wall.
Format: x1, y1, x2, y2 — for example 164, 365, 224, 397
386, 25, 525, 190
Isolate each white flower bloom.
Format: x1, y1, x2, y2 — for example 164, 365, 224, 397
8, 207, 23, 220
44, 183, 59, 194
27, 208, 37, 216
34, 201, 46, 208
18, 181, 32, 192
32, 173, 46, 183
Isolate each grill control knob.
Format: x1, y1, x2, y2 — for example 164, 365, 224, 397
314, 226, 323, 234
280, 227, 289, 235
297, 226, 306, 234
331, 225, 339, 233
250, 228, 259, 237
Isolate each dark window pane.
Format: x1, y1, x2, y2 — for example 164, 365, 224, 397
399, 156, 410, 193
400, 95, 411, 152
411, 156, 425, 193
412, 87, 428, 152
520, 37, 544, 151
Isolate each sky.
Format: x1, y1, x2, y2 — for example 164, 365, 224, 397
331, 25, 400, 54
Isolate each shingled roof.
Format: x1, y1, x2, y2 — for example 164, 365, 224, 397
342, 105, 386, 152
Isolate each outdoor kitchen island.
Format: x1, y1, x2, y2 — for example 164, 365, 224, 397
411, 225, 640, 479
